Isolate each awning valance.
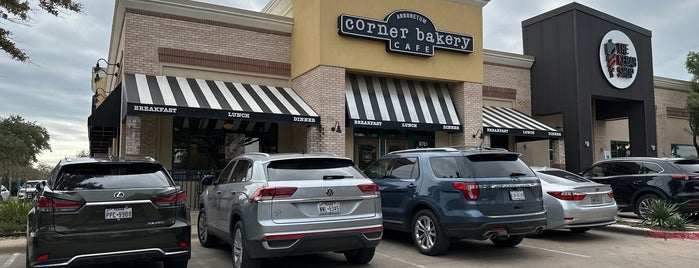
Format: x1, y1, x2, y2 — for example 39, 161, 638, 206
345, 74, 462, 132
123, 73, 320, 125
483, 106, 563, 139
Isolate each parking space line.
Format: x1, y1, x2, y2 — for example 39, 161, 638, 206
520, 245, 591, 258
376, 252, 428, 268
2, 253, 19, 268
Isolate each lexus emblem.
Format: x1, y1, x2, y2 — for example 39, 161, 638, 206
113, 192, 126, 199
325, 188, 334, 197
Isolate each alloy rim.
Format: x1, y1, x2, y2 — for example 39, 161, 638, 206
198, 213, 208, 242
639, 197, 657, 218
233, 227, 243, 267
414, 215, 436, 250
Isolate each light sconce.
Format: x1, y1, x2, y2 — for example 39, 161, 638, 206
472, 129, 483, 139
651, 145, 656, 151
584, 141, 590, 147
222, 121, 233, 130
330, 121, 342, 133
93, 58, 120, 83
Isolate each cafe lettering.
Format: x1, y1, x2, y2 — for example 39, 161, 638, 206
338, 10, 474, 57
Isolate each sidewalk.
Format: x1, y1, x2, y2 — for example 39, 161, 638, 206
3, 212, 698, 254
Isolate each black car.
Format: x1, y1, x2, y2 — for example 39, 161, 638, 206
580, 157, 699, 218
27, 157, 191, 268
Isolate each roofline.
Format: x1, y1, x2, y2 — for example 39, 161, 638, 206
484, 49, 535, 69
522, 2, 652, 38
654, 76, 691, 92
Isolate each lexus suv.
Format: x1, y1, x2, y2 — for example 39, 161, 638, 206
581, 157, 699, 218
197, 153, 382, 268
364, 147, 546, 255
26, 157, 191, 268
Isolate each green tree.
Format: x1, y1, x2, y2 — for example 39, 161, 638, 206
0, 0, 82, 62
686, 51, 699, 153
0, 115, 51, 179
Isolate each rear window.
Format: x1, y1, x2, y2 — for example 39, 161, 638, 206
54, 163, 172, 190
466, 154, 534, 178
538, 170, 591, 183
267, 158, 365, 181
672, 159, 699, 174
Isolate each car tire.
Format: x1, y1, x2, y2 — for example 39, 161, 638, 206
490, 235, 524, 247
163, 258, 188, 268
198, 210, 220, 247
569, 227, 591, 233
344, 247, 375, 264
232, 221, 261, 268
635, 193, 661, 219
411, 210, 450, 256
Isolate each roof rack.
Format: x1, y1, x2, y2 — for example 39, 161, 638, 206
469, 147, 509, 152
243, 152, 271, 158
388, 147, 458, 154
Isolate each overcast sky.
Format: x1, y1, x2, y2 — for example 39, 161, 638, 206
0, 0, 696, 167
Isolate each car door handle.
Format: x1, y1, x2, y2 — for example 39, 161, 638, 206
407, 183, 416, 188
216, 191, 222, 195
230, 191, 237, 194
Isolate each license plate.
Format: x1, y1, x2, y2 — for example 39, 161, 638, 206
509, 190, 526, 201
318, 202, 341, 215
590, 195, 602, 204
105, 207, 132, 220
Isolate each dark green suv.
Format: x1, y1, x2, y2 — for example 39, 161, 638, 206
26, 157, 191, 268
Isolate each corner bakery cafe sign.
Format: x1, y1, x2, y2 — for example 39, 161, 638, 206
338, 10, 474, 57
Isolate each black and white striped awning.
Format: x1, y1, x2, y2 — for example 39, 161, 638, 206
123, 73, 320, 125
483, 106, 563, 138
345, 74, 461, 132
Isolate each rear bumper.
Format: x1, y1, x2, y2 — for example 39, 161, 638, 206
441, 211, 547, 239
247, 225, 383, 259
675, 198, 699, 214
28, 222, 190, 268
548, 203, 619, 230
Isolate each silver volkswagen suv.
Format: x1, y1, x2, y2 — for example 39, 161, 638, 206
197, 153, 382, 268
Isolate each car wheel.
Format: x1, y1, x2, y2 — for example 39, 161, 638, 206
569, 227, 591, 233
197, 210, 220, 247
411, 210, 450, 256
490, 235, 524, 247
344, 247, 375, 264
163, 258, 188, 268
635, 193, 661, 219
232, 221, 261, 268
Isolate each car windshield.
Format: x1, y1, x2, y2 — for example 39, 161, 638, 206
267, 158, 365, 181
22, 181, 41, 188
54, 163, 173, 190
537, 170, 591, 184
465, 154, 535, 178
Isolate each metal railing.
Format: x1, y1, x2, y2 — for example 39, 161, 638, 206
170, 169, 221, 211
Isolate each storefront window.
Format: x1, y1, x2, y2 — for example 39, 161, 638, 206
671, 144, 697, 158
353, 129, 434, 170
172, 117, 277, 171
610, 140, 630, 158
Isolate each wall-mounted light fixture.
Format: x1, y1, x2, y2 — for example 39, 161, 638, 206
472, 129, 483, 139
651, 145, 656, 151
330, 121, 342, 133
93, 58, 120, 83
584, 141, 590, 147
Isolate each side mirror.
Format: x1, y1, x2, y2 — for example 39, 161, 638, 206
198, 175, 216, 194
36, 181, 46, 192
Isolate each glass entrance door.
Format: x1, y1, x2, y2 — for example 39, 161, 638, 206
355, 138, 379, 171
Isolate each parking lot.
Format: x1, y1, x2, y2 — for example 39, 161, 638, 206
4, 225, 698, 268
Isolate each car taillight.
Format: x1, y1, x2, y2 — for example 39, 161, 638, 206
357, 183, 379, 195
607, 192, 614, 199
38, 197, 84, 213
452, 182, 479, 201
670, 174, 699, 181
153, 191, 186, 207
547, 191, 586, 201
250, 187, 297, 201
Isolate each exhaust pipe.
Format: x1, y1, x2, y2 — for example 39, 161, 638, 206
483, 228, 507, 239
533, 226, 545, 234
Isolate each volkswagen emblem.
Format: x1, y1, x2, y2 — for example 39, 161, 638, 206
113, 192, 126, 199
325, 188, 334, 197
595, 188, 600, 192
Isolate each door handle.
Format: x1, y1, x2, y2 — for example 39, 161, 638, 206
216, 191, 222, 195
230, 191, 237, 194
407, 183, 416, 188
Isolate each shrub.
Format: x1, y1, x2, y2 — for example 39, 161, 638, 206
0, 198, 33, 235
640, 199, 687, 231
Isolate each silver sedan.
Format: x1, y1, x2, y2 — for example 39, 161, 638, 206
532, 166, 618, 233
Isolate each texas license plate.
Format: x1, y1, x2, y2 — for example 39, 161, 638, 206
590, 195, 602, 204
105, 207, 132, 220
318, 202, 341, 215
509, 190, 526, 201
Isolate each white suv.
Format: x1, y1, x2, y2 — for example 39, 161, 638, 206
17, 180, 45, 200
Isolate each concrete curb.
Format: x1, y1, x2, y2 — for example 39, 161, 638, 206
596, 223, 699, 240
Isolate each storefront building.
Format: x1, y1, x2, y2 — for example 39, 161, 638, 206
88, 0, 691, 181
